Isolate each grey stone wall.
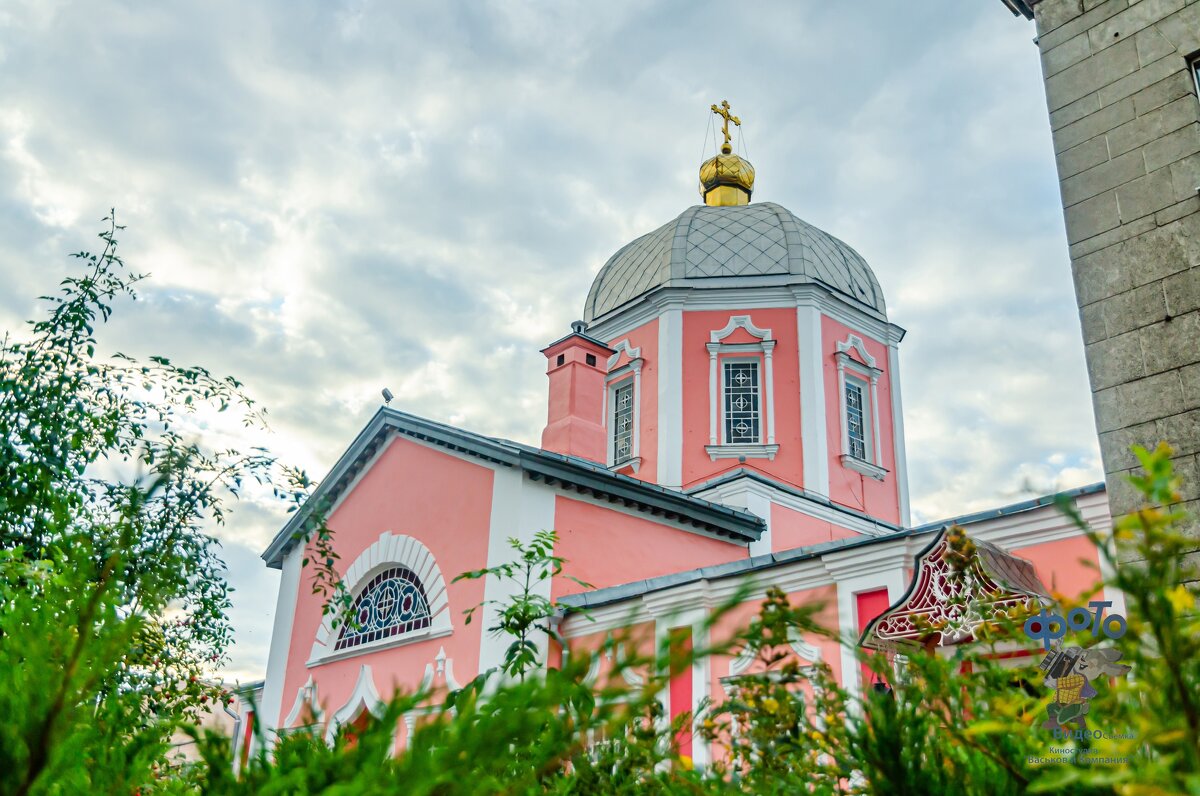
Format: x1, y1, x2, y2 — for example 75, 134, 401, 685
1031, 0, 1200, 526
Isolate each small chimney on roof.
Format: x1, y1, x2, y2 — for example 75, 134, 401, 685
540, 321, 614, 464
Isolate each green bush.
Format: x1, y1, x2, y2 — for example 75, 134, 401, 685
4, 219, 1197, 794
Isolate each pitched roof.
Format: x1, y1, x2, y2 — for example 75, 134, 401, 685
558, 481, 1103, 612
260, 407, 765, 568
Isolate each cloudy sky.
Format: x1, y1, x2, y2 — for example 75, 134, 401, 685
0, 0, 1101, 681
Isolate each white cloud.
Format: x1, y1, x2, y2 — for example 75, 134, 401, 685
0, 0, 1100, 680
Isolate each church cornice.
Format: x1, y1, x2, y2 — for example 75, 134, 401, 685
585, 283, 905, 347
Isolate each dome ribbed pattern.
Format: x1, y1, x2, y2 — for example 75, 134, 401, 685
583, 202, 885, 322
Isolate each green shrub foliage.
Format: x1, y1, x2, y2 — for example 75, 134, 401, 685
4, 219, 1198, 794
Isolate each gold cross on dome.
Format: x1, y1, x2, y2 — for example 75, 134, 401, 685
710, 99, 741, 147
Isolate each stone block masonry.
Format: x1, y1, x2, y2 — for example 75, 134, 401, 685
1015, 0, 1200, 553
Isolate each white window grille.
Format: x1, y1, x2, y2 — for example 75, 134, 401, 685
612, 380, 635, 464
605, 340, 643, 471
723, 361, 761, 444
705, 316, 779, 461
844, 378, 868, 461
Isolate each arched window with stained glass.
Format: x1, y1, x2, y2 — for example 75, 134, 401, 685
335, 566, 433, 651
309, 532, 452, 664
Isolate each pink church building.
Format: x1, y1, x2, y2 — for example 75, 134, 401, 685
256, 108, 1119, 766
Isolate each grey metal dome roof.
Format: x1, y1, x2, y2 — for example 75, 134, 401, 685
583, 202, 885, 322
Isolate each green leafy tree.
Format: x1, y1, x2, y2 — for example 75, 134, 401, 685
454, 529, 590, 681
0, 215, 309, 794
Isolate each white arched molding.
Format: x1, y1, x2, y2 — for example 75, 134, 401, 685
720, 632, 825, 745
283, 676, 320, 730
604, 339, 644, 472
835, 334, 887, 482
725, 629, 823, 680
308, 531, 452, 666
325, 664, 385, 744
705, 315, 779, 461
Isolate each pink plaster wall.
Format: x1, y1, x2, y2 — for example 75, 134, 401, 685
1009, 534, 1105, 602
680, 308, 804, 490
604, 319, 659, 483
279, 437, 496, 728
551, 495, 748, 599
769, 502, 860, 552
705, 586, 841, 766
821, 316, 900, 524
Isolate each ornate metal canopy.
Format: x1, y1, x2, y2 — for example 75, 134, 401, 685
860, 527, 1050, 652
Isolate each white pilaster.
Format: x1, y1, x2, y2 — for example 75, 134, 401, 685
657, 305, 683, 487
260, 541, 304, 750
828, 560, 908, 704
796, 302, 829, 498
887, 344, 911, 527
745, 489, 773, 557
479, 468, 557, 674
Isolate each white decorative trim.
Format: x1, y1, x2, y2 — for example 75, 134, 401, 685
887, 345, 910, 527
283, 676, 319, 728
606, 339, 642, 370
704, 443, 779, 461
575, 647, 603, 687
841, 454, 887, 481
727, 643, 758, 678
586, 284, 903, 351
308, 531, 452, 666
789, 634, 823, 664
616, 644, 646, 687
421, 646, 464, 692
260, 542, 304, 750
325, 664, 385, 743
835, 334, 877, 369
691, 619, 711, 770
657, 305, 683, 487
692, 475, 896, 540
710, 315, 773, 345
727, 627, 821, 680
708, 316, 776, 449
796, 302, 829, 498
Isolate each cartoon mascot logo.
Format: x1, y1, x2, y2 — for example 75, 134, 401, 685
1036, 645, 1130, 731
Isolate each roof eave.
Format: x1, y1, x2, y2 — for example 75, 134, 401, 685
261, 408, 764, 568
1000, 0, 1037, 19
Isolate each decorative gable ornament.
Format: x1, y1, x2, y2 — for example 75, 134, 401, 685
860, 527, 1050, 652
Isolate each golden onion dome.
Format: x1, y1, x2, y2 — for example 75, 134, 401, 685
699, 147, 755, 206
699, 100, 755, 206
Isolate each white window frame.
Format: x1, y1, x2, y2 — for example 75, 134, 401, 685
605, 340, 642, 472
843, 375, 871, 461
706, 315, 779, 461
835, 334, 887, 481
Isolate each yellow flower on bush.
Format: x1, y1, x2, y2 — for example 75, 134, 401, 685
1166, 584, 1194, 615
762, 697, 780, 714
